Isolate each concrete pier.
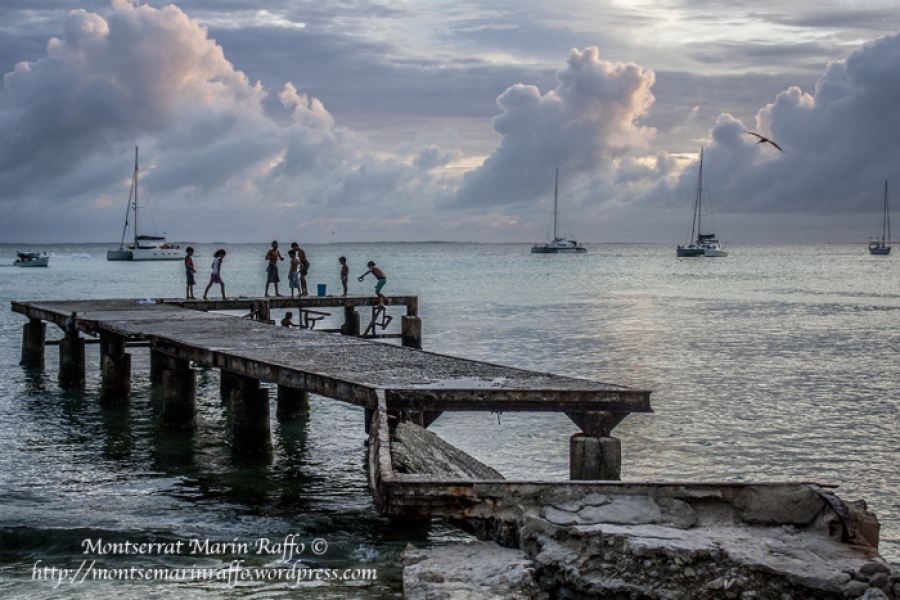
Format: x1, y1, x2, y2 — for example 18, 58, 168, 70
100, 331, 130, 405
277, 385, 310, 420
20, 318, 45, 368
231, 374, 272, 458
58, 330, 86, 388
160, 358, 196, 429
401, 315, 422, 349
569, 434, 621, 480
149, 349, 168, 385
342, 305, 361, 336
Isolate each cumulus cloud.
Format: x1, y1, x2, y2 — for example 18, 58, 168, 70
672, 32, 900, 216
0, 1, 447, 241
452, 47, 656, 208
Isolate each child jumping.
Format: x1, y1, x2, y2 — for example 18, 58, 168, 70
203, 249, 226, 300
358, 261, 390, 307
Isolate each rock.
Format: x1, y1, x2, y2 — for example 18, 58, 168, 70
733, 485, 825, 526
856, 587, 889, 600
843, 580, 872, 597
868, 572, 889, 590
845, 500, 881, 548
859, 562, 892, 578
401, 541, 542, 600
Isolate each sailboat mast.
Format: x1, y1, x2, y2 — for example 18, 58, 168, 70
884, 180, 890, 246
133, 146, 139, 248
696, 148, 704, 239
553, 167, 559, 240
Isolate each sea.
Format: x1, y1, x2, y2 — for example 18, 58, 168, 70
0, 242, 898, 598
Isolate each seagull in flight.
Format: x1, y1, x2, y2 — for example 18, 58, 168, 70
746, 131, 783, 152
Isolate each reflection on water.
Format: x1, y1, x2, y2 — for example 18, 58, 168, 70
0, 242, 898, 598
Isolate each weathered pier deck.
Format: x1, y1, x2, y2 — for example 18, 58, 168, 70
12, 295, 651, 479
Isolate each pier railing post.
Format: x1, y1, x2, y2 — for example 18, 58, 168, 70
342, 305, 360, 336
401, 315, 422, 349
20, 318, 46, 368
277, 385, 310, 420
161, 358, 196, 429
100, 331, 131, 405
231, 375, 272, 458
58, 329, 86, 388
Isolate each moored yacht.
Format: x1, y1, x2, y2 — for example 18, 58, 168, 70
677, 148, 727, 258
531, 168, 587, 254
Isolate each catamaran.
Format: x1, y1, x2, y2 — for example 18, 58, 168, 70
531, 168, 586, 254
677, 148, 727, 257
107, 147, 182, 261
868, 181, 891, 255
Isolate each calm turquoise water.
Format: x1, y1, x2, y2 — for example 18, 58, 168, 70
1, 242, 898, 598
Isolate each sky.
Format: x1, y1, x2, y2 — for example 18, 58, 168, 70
1, 0, 899, 244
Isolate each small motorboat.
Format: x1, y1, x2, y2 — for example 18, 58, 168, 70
14, 252, 50, 267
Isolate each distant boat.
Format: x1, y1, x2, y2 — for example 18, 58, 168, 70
869, 181, 891, 255
13, 252, 49, 267
107, 147, 182, 261
677, 148, 727, 257
531, 168, 586, 254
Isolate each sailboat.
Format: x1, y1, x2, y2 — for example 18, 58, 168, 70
868, 181, 891, 255
531, 168, 586, 254
677, 148, 727, 257
107, 147, 182, 261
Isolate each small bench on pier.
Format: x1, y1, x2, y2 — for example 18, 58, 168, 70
11, 295, 652, 511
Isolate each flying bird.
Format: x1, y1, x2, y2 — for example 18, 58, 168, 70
746, 131, 783, 152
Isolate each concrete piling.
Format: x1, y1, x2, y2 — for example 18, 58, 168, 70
160, 358, 196, 429
58, 330, 86, 387
231, 375, 272, 458
570, 434, 621, 481
100, 331, 131, 405
20, 318, 46, 368
277, 385, 310, 420
401, 315, 422, 349
220, 369, 242, 402
150, 349, 169, 385
342, 305, 361, 336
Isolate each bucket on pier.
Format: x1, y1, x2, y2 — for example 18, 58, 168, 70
317, 284, 327, 297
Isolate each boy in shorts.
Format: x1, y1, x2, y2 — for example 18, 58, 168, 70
339, 256, 349, 296
184, 247, 196, 299
358, 261, 390, 307
288, 250, 301, 298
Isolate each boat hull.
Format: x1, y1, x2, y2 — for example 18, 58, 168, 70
14, 257, 49, 267
106, 249, 133, 261
704, 249, 728, 257
132, 247, 183, 261
531, 246, 586, 254
868, 246, 891, 255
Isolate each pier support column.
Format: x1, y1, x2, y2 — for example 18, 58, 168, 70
570, 435, 621, 481
150, 349, 170, 385
231, 375, 272, 458
58, 330, 86, 387
401, 315, 422, 349
342, 306, 360, 336
161, 358, 196, 429
220, 370, 242, 402
100, 331, 131, 405
277, 386, 310, 420
20, 318, 46, 368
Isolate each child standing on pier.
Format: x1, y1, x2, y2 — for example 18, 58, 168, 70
358, 261, 390, 307
339, 256, 349, 296
265, 241, 284, 298
288, 250, 301, 298
291, 242, 310, 297
184, 247, 196, 299
203, 249, 226, 300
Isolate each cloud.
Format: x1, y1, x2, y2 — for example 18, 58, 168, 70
673, 31, 900, 216
0, 1, 453, 241
452, 46, 656, 208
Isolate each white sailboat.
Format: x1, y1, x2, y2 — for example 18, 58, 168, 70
868, 181, 891, 255
677, 148, 727, 257
531, 168, 586, 254
107, 147, 182, 261
13, 252, 49, 267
